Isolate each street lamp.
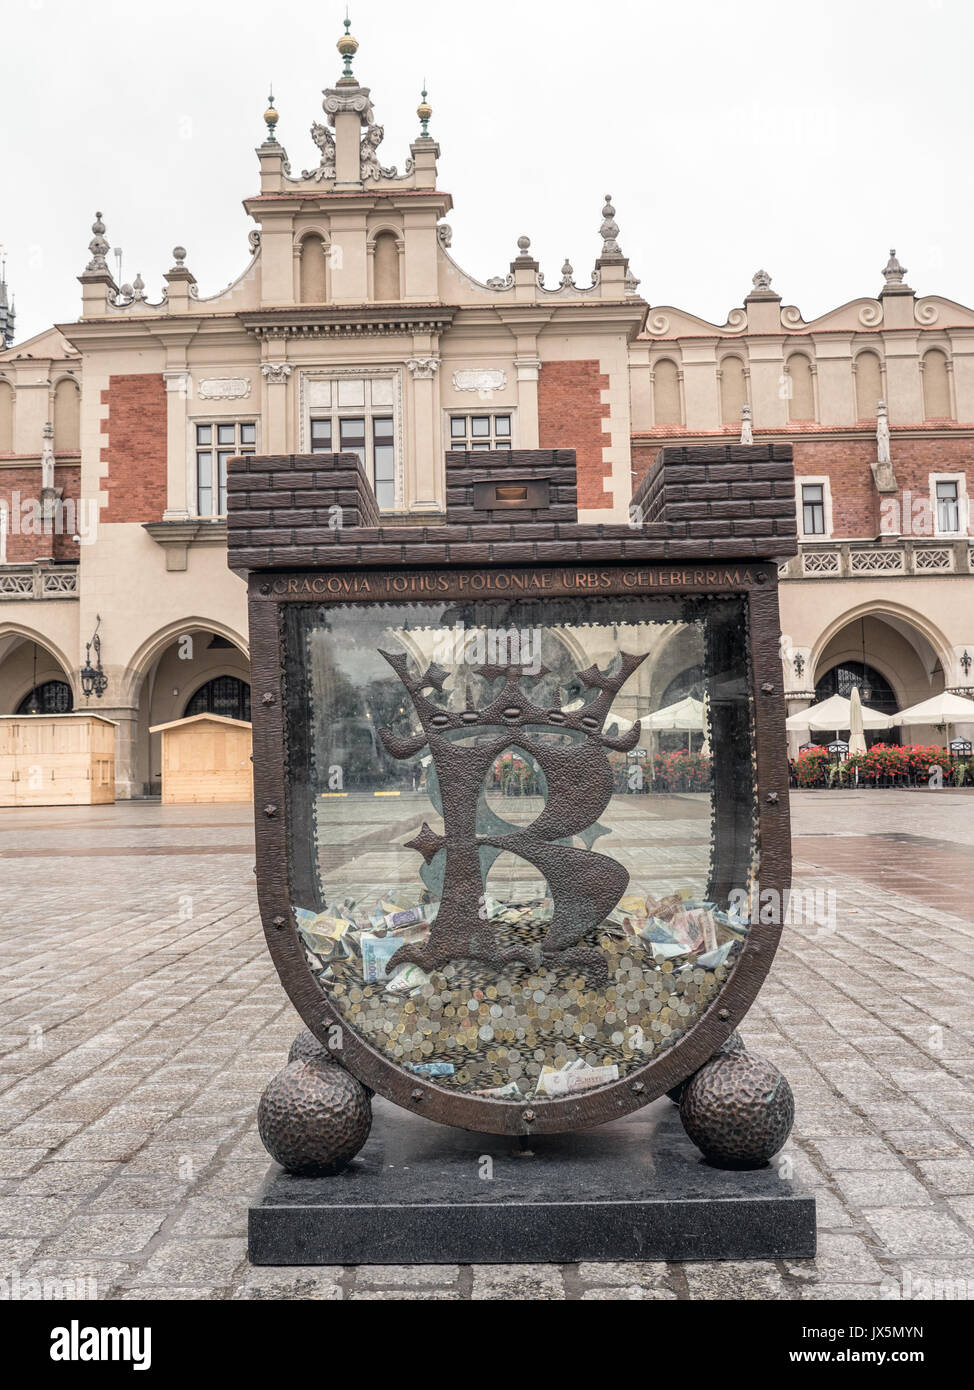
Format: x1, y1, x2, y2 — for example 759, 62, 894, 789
80, 616, 108, 700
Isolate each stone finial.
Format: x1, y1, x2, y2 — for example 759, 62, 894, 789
41, 419, 57, 502
599, 194, 623, 257
740, 403, 753, 445
132, 272, 146, 302
876, 399, 891, 463
871, 398, 897, 492
337, 15, 359, 81
164, 245, 196, 287
0, 254, 15, 349
516, 235, 532, 258
752, 268, 772, 292
881, 248, 911, 291
264, 87, 279, 143
85, 212, 111, 273
417, 84, 432, 140
560, 259, 574, 288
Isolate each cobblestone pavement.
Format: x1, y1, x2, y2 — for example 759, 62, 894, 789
1, 790, 973, 1301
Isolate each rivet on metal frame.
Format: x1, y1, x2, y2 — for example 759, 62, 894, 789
522, 1109, 536, 1123
765, 791, 779, 805
260, 582, 271, 595
718, 1008, 730, 1021
631, 1081, 644, 1094
410, 1089, 423, 1102
264, 804, 278, 817
271, 916, 286, 930
761, 682, 775, 694
262, 692, 276, 706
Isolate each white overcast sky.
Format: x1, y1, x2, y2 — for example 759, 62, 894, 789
3, 0, 970, 344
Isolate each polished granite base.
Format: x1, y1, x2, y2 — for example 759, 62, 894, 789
248, 1096, 816, 1265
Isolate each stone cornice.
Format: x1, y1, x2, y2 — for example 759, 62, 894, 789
631, 424, 974, 446
238, 304, 457, 340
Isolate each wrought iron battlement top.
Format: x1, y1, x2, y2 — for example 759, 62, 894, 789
226, 444, 796, 574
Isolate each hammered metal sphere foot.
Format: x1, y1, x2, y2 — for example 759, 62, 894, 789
679, 1047, 793, 1169
667, 1031, 745, 1105
287, 1028, 374, 1097
258, 1058, 372, 1176
288, 1027, 336, 1066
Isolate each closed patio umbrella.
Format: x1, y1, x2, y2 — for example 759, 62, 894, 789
848, 686, 867, 757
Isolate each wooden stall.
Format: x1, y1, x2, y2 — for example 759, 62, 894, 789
150, 713, 253, 804
0, 714, 116, 807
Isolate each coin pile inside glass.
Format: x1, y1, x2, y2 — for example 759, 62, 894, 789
303, 896, 743, 1101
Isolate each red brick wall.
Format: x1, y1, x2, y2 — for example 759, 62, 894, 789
538, 360, 611, 509
100, 374, 167, 522
633, 434, 974, 538
0, 463, 81, 561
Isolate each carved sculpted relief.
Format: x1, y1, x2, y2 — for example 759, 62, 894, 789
198, 377, 252, 401
452, 369, 507, 393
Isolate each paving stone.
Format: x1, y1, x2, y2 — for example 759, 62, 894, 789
355, 1265, 460, 1286
44, 1212, 166, 1259
831, 1169, 933, 1207
471, 1265, 566, 1300
862, 1207, 974, 1257
682, 1261, 795, 1300
915, 1159, 974, 1195
576, 1261, 671, 1287
580, 1286, 678, 1299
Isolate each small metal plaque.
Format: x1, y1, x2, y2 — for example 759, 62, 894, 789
472, 479, 550, 510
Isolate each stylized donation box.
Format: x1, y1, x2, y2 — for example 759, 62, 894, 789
229, 444, 815, 1263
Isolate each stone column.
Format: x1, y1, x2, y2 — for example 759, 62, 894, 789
405, 352, 442, 512
514, 356, 542, 448
260, 361, 292, 453
162, 370, 192, 520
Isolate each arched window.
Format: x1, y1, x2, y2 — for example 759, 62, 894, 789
787, 355, 815, 421
719, 356, 747, 425
372, 232, 400, 301
0, 380, 13, 452
922, 349, 952, 420
185, 676, 251, 722
814, 661, 897, 715
299, 236, 328, 304
854, 351, 882, 421
660, 665, 706, 706
653, 359, 682, 426
53, 379, 80, 450
16, 680, 74, 714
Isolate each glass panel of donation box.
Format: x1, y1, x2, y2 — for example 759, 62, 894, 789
283, 594, 756, 1103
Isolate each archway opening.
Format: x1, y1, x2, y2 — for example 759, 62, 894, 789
0, 634, 74, 715
135, 627, 250, 797
807, 611, 947, 750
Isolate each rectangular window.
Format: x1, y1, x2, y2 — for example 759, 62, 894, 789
373, 417, 395, 510
196, 420, 255, 517
448, 413, 512, 451
309, 375, 399, 509
936, 479, 960, 533
801, 483, 825, 535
